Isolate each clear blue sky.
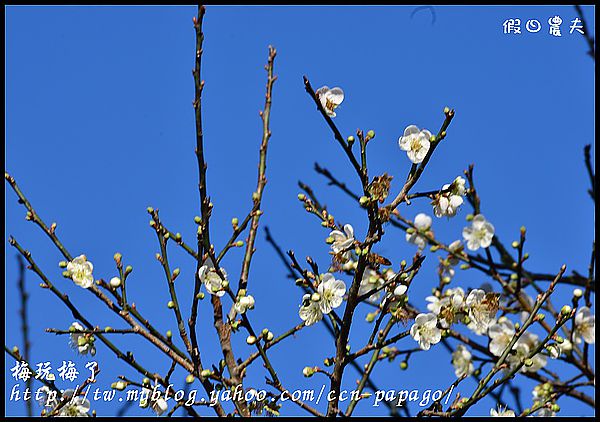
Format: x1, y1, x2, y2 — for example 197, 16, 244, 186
5, 5, 595, 417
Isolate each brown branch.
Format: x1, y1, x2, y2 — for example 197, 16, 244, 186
238, 45, 277, 292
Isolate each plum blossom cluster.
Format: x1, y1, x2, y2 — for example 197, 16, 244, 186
299, 273, 346, 326
69, 322, 96, 356
432, 176, 466, 218
451, 344, 474, 377
406, 213, 433, 250
198, 260, 228, 297
38, 387, 91, 417
488, 317, 547, 373
411, 288, 499, 350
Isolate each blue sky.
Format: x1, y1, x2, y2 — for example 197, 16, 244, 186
5, 5, 595, 417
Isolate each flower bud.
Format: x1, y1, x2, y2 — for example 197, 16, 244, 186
560, 305, 572, 316
399, 361, 408, 370
573, 288, 583, 298
365, 313, 376, 323
524, 358, 533, 367
166, 330, 173, 339
235, 240, 244, 247
196, 292, 205, 300
58, 261, 68, 268
366, 130, 375, 139
172, 268, 180, 278
511, 241, 519, 248
186, 374, 195, 384
125, 265, 133, 275
297, 194, 306, 201
551, 404, 560, 412
194, 216, 202, 224
146, 207, 154, 214
113, 381, 127, 391
167, 301, 175, 309
246, 335, 257, 345
302, 366, 315, 377
347, 135, 355, 144
466, 214, 474, 221
359, 196, 369, 206
311, 293, 321, 302
110, 277, 121, 288
201, 369, 212, 378
394, 284, 407, 297
149, 220, 156, 227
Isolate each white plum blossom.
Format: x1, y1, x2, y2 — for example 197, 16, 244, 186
490, 406, 516, 417
574, 306, 595, 344
69, 321, 96, 356
451, 345, 474, 377
511, 332, 547, 373
315, 86, 344, 117
37, 386, 59, 410
462, 214, 495, 251
329, 224, 354, 254
548, 338, 573, 359
66, 255, 94, 289
398, 125, 432, 164
299, 294, 323, 326
406, 213, 432, 250
466, 289, 498, 335
152, 398, 168, 416
433, 176, 466, 218
198, 260, 227, 297
488, 318, 516, 357
317, 274, 346, 314
439, 287, 466, 328
56, 389, 91, 417
410, 313, 442, 350
140, 388, 168, 416
234, 295, 255, 315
